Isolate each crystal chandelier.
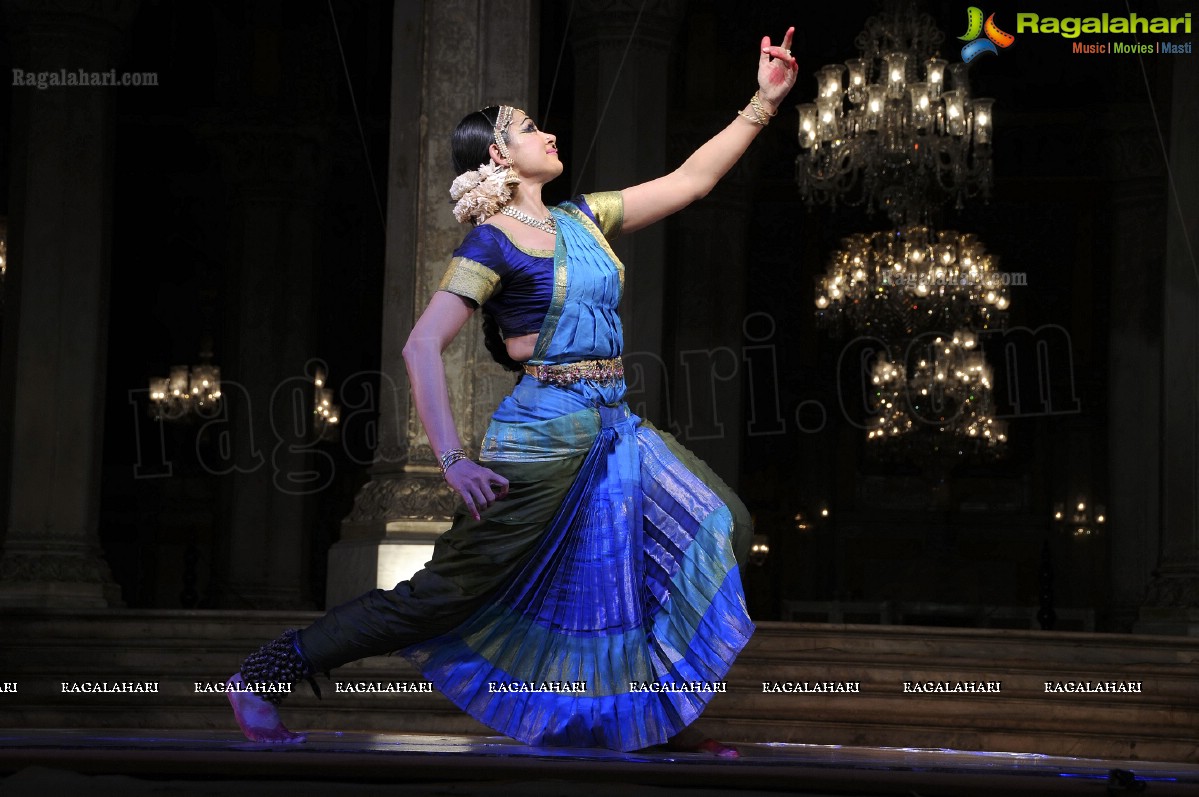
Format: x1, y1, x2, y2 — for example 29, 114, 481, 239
814, 225, 1009, 337
148, 341, 222, 422
868, 329, 1008, 449
795, 0, 994, 224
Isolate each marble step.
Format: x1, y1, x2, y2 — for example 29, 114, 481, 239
2, 610, 1196, 762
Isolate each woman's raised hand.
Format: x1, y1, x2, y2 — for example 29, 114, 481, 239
757, 26, 799, 113
444, 458, 510, 521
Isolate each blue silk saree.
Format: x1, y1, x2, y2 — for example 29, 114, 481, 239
397, 196, 755, 751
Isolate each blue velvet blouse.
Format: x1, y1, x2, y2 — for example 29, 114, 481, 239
437, 192, 624, 338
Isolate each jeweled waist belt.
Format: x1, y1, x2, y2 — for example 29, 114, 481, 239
523, 357, 624, 387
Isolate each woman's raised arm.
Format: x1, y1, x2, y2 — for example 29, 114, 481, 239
619, 27, 798, 235
403, 291, 510, 520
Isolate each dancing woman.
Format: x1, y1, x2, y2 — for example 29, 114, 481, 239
228, 26, 797, 755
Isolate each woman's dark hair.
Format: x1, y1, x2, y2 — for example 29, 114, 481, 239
482, 312, 524, 374
452, 108, 523, 374
451, 106, 506, 174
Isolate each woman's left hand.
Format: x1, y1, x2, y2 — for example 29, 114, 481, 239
757, 26, 799, 114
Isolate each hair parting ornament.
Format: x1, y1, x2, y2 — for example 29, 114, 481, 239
492, 105, 514, 159
449, 105, 519, 225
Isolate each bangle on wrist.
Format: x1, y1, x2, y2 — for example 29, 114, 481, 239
737, 90, 776, 126
755, 91, 779, 117
439, 447, 469, 475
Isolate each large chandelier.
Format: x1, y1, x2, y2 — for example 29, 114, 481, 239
814, 225, 1009, 337
868, 329, 1008, 449
795, 0, 994, 224
815, 228, 1011, 450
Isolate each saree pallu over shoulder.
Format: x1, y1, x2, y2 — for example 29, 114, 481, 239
528, 203, 625, 367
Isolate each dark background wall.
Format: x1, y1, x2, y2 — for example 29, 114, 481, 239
1, 0, 1189, 630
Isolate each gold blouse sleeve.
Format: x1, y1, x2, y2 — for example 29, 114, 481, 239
582, 191, 624, 241
437, 256, 501, 306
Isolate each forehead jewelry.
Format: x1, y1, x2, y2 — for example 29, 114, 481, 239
493, 105, 514, 159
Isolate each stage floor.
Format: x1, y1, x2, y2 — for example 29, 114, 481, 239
1, 730, 1197, 796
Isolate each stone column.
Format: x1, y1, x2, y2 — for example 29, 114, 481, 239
570, 0, 682, 426
202, 9, 335, 609
327, 0, 539, 606
1137, 53, 1199, 635
203, 124, 327, 609
1104, 108, 1166, 632
0, 0, 138, 607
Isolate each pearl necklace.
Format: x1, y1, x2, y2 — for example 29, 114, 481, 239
500, 205, 556, 235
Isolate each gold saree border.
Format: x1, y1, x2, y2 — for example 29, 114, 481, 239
581, 191, 624, 241
437, 256, 502, 305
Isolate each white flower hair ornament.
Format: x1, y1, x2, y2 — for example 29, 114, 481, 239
450, 162, 520, 225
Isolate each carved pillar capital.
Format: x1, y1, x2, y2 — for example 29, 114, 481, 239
1144, 570, 1199, 609
343, 468, 459, 532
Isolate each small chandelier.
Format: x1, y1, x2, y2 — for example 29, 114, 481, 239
793, 504, 830, 531
749, 534, 771, 566
795, 0, 993, 224
0, 219, 7, 313
1052, 498, 1106, 538
868, 330, 1008, 449
148, 340, 222, 422
815, 226, 1009, 337
311, 361, 341, 442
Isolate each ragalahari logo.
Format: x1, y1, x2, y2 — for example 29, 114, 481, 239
960, 7, 1016, 62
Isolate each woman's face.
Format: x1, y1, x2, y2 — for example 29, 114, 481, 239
494, 110, 561, 182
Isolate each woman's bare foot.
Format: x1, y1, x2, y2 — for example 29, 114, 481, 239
664, 727, 740, 758
226, 674, 306, 743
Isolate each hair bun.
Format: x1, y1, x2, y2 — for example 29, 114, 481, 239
450, 162, 520, 225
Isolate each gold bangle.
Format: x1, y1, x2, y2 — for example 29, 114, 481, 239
750, 90, 777, 123
738, 91, 776, 126
737, 108, 766, 126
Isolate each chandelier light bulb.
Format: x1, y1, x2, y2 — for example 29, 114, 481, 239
971, 99, 995, 145
925, 57, 947, 92
884, 51, 909, 99
817, 64, 845, 99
